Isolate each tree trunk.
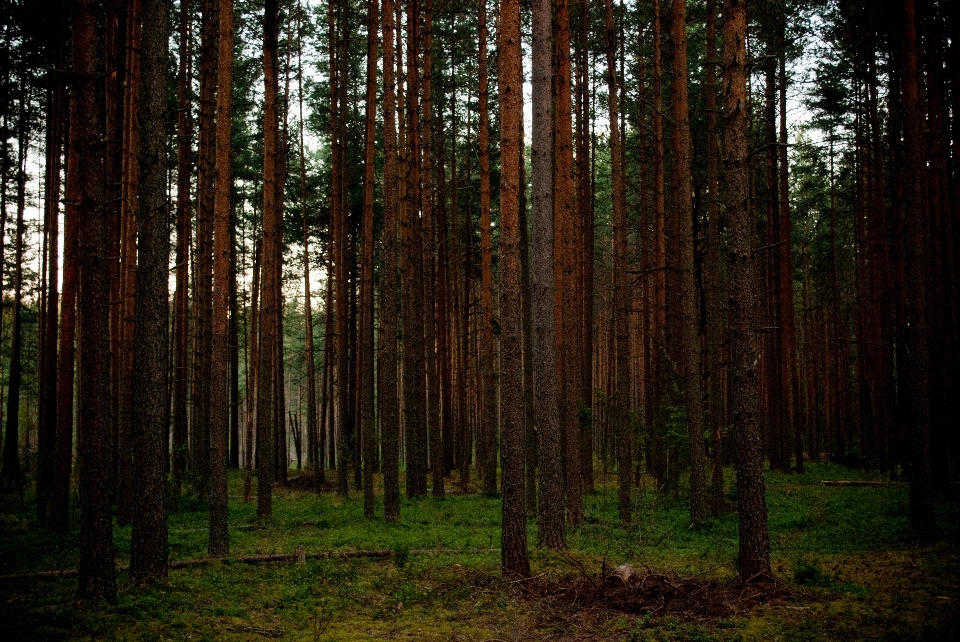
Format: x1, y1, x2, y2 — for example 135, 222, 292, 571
131, 0, 172, 582
900, 0, 936, 534
422, 0, 443, 499
554, 0, 581, 525
532, 0, 565, 549
498, 0, 531, 578
604, 0, 630, 525
172, 0, 193, 503
723, 0, 771, 581
258, 0, 281, 517
193, 0, 218, 500
208, 0, 234, 557
73, 0, 116, 600
671, 0, 708, 525
381, 0, 401, 521
360, 0, 378, 517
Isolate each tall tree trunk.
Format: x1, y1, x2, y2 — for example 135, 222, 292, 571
705, 0, 725, 515
295, 3, 319, 482
360, 0, 378, 517
73, 0, 116, 600
131, 0, 172, 582
650, 0, 667, 483
381, 0, 401, 521
402, 0, 428, 497
723, 0, 771, 581
900, 0, 936, 534
258, 0, 281, 517
422, 0, 443, 499
498, 0, 531, 578
671, 0, 708, 525
532, 0, 565, 549
2, 88, 27, 488
194, 0, 218, 499
117, 0, 142, 525
604, 0, 630, 525
37, 40, 65, 521
208, 0, 234, 557
52, 109, 78, 534
477, 0, 497, 495
172, 0, 193, 503
554, 0, 581, 525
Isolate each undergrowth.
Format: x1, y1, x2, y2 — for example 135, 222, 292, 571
0, 463, 957, 640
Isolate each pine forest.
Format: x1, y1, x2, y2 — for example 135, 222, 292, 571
0, 0, 958, 639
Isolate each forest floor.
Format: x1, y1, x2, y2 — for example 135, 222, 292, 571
1, 463, 958, 641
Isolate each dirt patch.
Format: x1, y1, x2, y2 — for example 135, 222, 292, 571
522, 566, 791, 625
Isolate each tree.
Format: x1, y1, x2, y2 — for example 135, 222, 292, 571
478, 0, 496, 495
360, 0, 377, 517
130, 0, 171, 584
498, 0, 530, 578
671, 0, 708, 526
258, 0, 281, 518
380, 0, 401, 522
73, 0, 116, 601
723, 0, 771, 581
532, 0, 565, 549
604, 0, 630, 526
208, 0, 234, 556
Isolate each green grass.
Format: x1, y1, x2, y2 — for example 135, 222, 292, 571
1, 463, 957, 640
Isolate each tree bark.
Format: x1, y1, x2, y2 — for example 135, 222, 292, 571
131, 0, 172, 583
723, 0, 771, 581
604, 0, 630, 525
360, 0, 378, 517
208, 0, 234, 557
73, 0, 116, 601
498, 0, 531, 578
900, 0, 936, 534
381, 0, 401, 522
172, 0, 193, 504
671, 0, 708, 525
532, 0, 565, 549
258, 0, 281, 517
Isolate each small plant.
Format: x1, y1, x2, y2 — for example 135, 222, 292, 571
793, 557, 839, 587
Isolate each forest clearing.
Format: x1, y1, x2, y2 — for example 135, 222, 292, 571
1, 465, 958, 640
2, 0, 959, 638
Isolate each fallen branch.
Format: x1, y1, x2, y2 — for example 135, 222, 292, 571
0, 546, 499, 581
821, 481, 907, 487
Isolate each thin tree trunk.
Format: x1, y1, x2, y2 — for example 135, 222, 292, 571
477, 0, 497, 495
671, 0, 708, 525
194, 0, 218, 500
172, 0, 193, 503
422, 0, 443, 499
604, 0, 630, 525
360, 0, 378, 516
705, 0, 725, 515
381, 0, 401, 521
